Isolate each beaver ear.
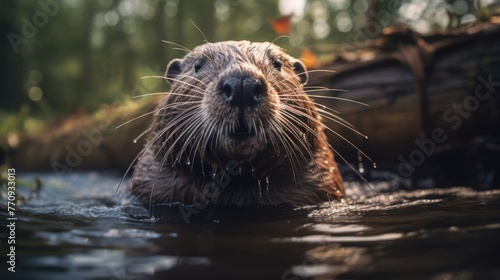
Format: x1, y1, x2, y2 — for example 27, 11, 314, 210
165, 59, 183, 84
293, 60, 308, 85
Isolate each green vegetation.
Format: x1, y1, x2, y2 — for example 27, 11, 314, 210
0, 0, 486, 131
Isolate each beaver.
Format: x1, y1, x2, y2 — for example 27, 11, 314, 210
131, 41, 344, 206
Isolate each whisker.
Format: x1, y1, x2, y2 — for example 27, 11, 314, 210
187, 116, 208, 172
191, 19, 210, 44
316, 108, 366, 138
174, 73, 209, 87
133, 92, 203, 99
172, 47, 190, 52
115, 100, 203, 130
116, 122, 171, 193
299, 69, 337, 74
115, 110, 159, 130
279, 97, 341, 114
161, 40, 191, 52
133, 127, 152, 144
327, 140, 374, 191
304, 88, 349, 94
141, 75, 165, 80
280, 103, 373, 163
147, 134, 175, 213
175, 113, 206, 161
271, 35, 290, 46
306, 94, 368, 107
268, 119, 299, 182
162, 111, 204, 160
167, 77, 208, 94
281, 92, 368, 106
279, 104, 371, 189
133, 92, 168, 98
281, 101, 368, 139
276, 112, 314, 161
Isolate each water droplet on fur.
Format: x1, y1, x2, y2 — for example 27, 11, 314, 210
357, 151, 364, 173
185, 159, 191, 165
211, 165, 217, 179
373, 163, 377, 169
251, 167, 255, 177
133, 139, 138, 144
358, 164, 365, 174
265, 176, 270, 193
302, 133, 307, 140
257, 179, 262, 198
211, 163, 218, 177
329, 167, 335, 172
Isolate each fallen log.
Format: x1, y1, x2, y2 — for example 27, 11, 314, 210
308, 19, 500, 187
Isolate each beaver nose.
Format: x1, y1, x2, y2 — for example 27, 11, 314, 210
221, 76, 265, 107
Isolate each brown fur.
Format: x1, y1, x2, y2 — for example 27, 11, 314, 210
131, 41, 344, 206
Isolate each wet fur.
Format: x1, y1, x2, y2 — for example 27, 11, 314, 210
131, 41, 344, 206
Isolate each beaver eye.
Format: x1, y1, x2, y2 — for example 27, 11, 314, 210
272, 58, 282, 71
194, 59, 203, 73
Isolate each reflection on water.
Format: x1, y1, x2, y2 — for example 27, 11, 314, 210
1, 172, 499, 280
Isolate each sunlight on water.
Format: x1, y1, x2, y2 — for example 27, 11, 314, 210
273, 233, 404, 243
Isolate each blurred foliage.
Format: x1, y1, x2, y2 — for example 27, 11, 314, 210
0, 0, 492, 131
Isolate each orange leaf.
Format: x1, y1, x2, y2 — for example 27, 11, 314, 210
269, 15, 292, 35
301, 48, 318, 69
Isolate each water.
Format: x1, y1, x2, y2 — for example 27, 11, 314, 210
1, 172, 500, 280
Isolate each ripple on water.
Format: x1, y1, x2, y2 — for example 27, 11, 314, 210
273, 233, 404, 243
6, 173, 500, 280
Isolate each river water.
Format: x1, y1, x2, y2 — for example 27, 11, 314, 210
1, 172, 499, 280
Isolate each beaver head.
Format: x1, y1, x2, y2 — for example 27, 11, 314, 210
157, 41, 321, 166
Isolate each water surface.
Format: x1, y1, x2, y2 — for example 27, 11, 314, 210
1, 172, 499, 280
